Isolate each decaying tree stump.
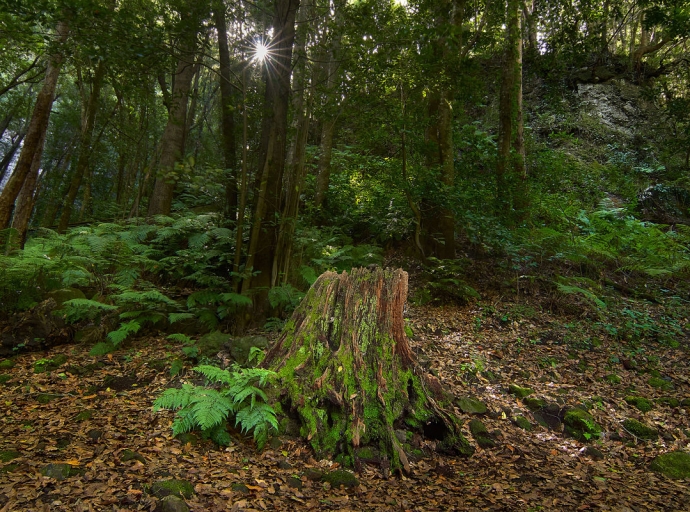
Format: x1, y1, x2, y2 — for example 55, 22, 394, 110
263, 267, 472, 475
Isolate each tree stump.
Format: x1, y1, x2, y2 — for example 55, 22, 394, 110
263, 267, 472, 475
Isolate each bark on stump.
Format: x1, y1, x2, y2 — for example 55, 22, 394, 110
263, 267, 472, 475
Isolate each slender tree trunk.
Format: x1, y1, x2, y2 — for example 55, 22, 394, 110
275, 0, 316, 283
57, 60, 106, 233
436, 90, 456, 258
147, 37, 199, 216
215, 2, 238, 219
0, 131, 25, 185
246, 0, 301, 294
0, 20, 68, 229
11, 130, 46, 247
496, 0, 524, 215
314, 119, 335, 209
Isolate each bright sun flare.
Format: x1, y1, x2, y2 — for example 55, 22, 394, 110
255, 43, 269, 62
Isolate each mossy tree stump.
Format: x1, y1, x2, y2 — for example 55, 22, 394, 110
263, 267, 472, 475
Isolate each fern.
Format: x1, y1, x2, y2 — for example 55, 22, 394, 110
60, 299, 117, 323
153, 365, 278, 449
107, 320, 142, 345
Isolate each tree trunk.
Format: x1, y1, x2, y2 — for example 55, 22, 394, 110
262, 267, 472, 475
11, 129, 46, 248
0, 20, 68, 229
275, 0, 316, 284
147, 38, 198, 216
436, 90, 456, 259
57, 59, 106, 233
314, 119, 335, 209
0, 130, 25, 185
215, 2, 238, 219
496, 0, 526, 216
246, 0, 300, 292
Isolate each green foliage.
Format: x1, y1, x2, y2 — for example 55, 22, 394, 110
60, 299, 117, 323
268, 284, 304, 314
153, 365, 278, 449
421, 257, 480, 304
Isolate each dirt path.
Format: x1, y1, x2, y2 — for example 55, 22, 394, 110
1, 300, 689, 511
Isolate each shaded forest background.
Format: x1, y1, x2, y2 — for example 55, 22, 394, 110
1, 0, 690, 360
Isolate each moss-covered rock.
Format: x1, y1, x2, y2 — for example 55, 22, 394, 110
157, 495, 190, 512
0, 463, 19, 473
0, 359, 14, 369
231, 483, 249, 494
151, 479, 195, 499
226, 335, 269, 365
174, 433, 199, 446
648, 376, 673, 390
40, 463, 73, 481
681, 398, 690, 407
524, 397, 546, 411
34, 354, 69, 374
469, 419, 496, 448
75, 410, 94, 422
512, 415, 532, 431
656, 397, 680, 408
584, 446, 605, 460
622, 418, 658, 440
563, 408, 601, 442
508, 384, 534, 398
625, 396, 653, 413
650, 451, 690, 479
120, 449, 146, 464
37, 393, 62, 404
605, 374, 621, 384
456, 396, 487, 414
0, 450, 20, 463
322, 469, 359, 488
0, 374, 11, 385
48, 287, 86, 307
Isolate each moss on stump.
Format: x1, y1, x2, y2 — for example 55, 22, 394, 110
650, 451, 690, 479
262, 268, 472, 476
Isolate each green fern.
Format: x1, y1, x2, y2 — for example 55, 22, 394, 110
153, 365, 278, 449
107, 320, 142, 345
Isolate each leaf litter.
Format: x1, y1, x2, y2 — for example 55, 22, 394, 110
1, 290, 689, 511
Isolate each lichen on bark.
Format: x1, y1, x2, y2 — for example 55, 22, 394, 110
263, 267, 472, 475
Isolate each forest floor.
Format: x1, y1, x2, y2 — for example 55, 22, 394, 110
1, 276, 690, 511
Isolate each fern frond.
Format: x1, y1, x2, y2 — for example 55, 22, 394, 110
189, 389, 235, 430
153, 384, 197, 412
107, 320, 141, 345
169, 312, 195, 324
193, 365, 233, 385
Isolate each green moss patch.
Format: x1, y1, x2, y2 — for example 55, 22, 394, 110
469, 419, 496, 448
656, 397, 680, 408
524, 397, 546, 411
0, 374, 11, 385
456, 396, 487, 414
605, 374, 621, 384
120, 449, 146, 464
512, 415, 532, 431
323, 470, 359, 488
75, 410, 94, 422
0, 359, 15, 370
650, 451, 690, 479
34, 354, 68, 374
0, 450, 20, 463
150, 479, 195, 499
622, 418, 658, 440
37, 393, 62, 404
625, 396, 653, 413
564, 408, 601, 442
508, 384, 534, 398
648, 376, 674, 390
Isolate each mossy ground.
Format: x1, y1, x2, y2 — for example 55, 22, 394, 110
564, 408, 601, 441
650, 452, 690, 479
